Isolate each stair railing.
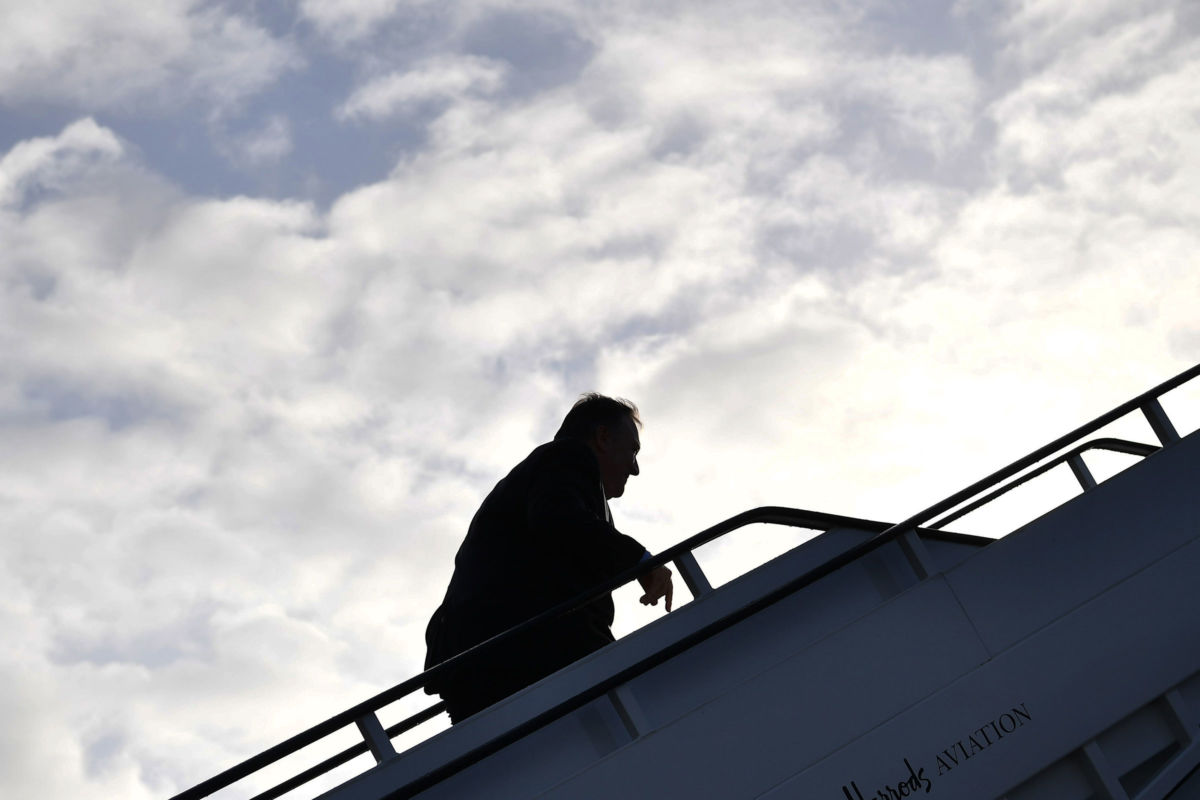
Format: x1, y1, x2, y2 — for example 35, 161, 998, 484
171, 361, 1200, 800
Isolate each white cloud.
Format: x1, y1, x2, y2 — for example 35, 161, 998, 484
337, 56, 508, 121
0, 118, 123, 206
2, 3, 1200, 799
847, 52, 981, 157
990, 11, 1183, 175
0, 1, 298, 110
994, 0, 1166, 69
221, 114, 294, 166
299, 0, 432, 44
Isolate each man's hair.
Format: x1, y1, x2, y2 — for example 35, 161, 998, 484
554, 393, 642, 442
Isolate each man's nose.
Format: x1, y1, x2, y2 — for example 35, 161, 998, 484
631, 457, 639, 476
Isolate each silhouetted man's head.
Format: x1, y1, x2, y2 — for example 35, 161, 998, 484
555, 394, 642, 499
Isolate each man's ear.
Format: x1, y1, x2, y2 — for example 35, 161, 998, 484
591, 424, 611, 452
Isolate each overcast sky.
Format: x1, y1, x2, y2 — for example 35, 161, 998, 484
2, 0, 1199, 797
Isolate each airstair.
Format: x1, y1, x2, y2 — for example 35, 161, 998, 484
175, 364, 1200, 800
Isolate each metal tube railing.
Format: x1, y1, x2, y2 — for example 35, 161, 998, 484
881, 362, 1199, 543
172, 361, 1200, 800
929, 438, 1158, 530
170, 507, 884, 800
383, 363, 1200, 799
248, 703, 446, 800
383, 515, 956, 799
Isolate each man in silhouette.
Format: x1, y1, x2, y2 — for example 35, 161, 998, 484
424, 394, 674, 723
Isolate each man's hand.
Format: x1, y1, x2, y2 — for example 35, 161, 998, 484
638, 565, 673, 612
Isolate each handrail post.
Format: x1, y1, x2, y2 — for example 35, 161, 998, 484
355, 712, 397, 764
1066, 453, 1098, 490
897, 529, 936, 580
674, 551, 713, 598
1141, 398, 1181, 446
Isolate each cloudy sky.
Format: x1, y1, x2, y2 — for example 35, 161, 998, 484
2, 0, 1199, 797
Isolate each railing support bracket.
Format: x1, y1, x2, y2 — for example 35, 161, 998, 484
1141, 398, 1181, 446
1067, 453, 1098, 491
674, 550, 713, 598
356, 713, 397, 764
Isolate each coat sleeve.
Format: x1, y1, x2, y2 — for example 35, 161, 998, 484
524, 444, 646, 583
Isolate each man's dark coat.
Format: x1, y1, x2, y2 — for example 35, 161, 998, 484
424, 438, 646, 722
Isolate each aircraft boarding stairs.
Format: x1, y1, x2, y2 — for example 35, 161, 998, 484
176, 365, 1200, 800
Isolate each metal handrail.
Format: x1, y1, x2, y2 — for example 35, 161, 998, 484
385, 519, 962, 799
253, 514, 994, 800
172, 361, 1200, 800
248, 703, 446, 800
170, 507, 896, 800
929, 437, 1159, 530
874, 362, 1198, 546
381, 363, 1200, 799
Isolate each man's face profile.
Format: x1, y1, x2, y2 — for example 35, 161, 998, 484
594, 415, 641, 499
